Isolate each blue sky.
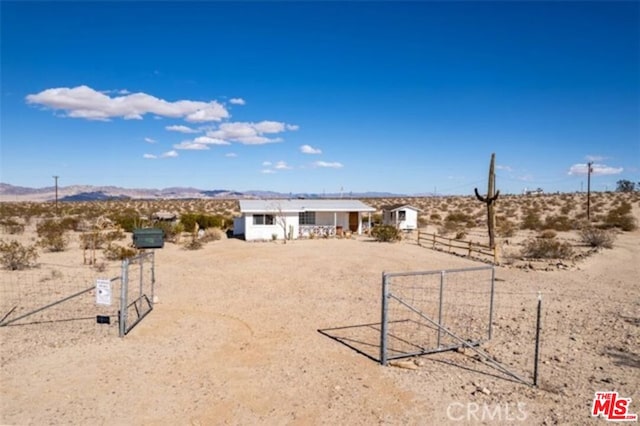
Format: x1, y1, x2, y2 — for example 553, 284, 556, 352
1, 1, 638, 195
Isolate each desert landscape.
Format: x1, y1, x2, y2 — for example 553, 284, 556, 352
1, 191, 639, 425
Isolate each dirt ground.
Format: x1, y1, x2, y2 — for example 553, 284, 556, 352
1, 223, 639, 425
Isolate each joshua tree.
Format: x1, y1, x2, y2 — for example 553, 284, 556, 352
474, 153, 500, 249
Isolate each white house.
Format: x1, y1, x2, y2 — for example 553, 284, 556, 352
382, 204, 420, 231
233, 199, 376, 241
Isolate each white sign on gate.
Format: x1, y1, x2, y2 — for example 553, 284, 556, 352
96, 279, 112, 306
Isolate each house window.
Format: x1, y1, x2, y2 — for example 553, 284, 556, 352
398, 210, 406, 221
299, 211, 316, 225
253, 214, 275, 225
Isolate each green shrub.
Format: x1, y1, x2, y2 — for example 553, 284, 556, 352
109, 209, 146, 232
36, 219, 69, 252
371, 225, 401, 242
521, 238, 573, 259
603, 202, 637, 231
543, 215, 573, 232
179, 213, 229, 231
580, 227, 616, 249
154, 222, 184, 243
0, 240, 39, 270
520, 210, 543, 230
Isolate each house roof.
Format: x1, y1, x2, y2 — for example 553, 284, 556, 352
382, 204, 421, 212
239, 199, 376, 213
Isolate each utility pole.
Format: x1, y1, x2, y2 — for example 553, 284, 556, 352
587, 162, 593, 221
53, 175, 59, 215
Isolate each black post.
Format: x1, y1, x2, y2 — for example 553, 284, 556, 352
533, 293, 542, 387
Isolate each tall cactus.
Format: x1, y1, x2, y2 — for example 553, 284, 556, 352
474, 153, 500, 249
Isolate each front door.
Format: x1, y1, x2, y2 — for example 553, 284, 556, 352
349, 212, 359, 232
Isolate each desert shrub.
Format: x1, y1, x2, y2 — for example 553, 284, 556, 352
0, 240, 39, 270
496, 216, 517, 238
543, 215, 573, 232
59, 216, 81, 231
455, 231, 467, 240
520, 210, 542, 230
154, 222, 183, 243
417, 216, 429, 228
184, 235, 203, 250
109, 209, 145, 232
179, 213, 229, 231
371, 225, 400, 242
104, 244, 137, 261
430, 213, 442, 221
104, 229, 125, 243
36, 219, 69, 252
603, 202, 637, 231
539, 229, 557, 239
79, 231, 106, 249
521, 238, 573, 259
200, 227, 224, 243
0, 218, 25, 235
580, 227, 616, 249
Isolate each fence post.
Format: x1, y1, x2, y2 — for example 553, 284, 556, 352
432, 233, 436, 249
488, 266, 495, 340
533, 293, 542, 386
437, 270, 445, 348
119, 258, 129, 338
380, 272, 389, 365
468, 241, 472, 257
417, 229, 421, 246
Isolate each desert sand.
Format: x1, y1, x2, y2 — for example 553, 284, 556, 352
1, 197, 639, 425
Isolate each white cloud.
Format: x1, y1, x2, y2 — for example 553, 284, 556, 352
300, 144, 322, 154
229, 98, 246, 105
274, 161, 292, 170
26, 85, 229, 122
568, 163, 623, 176
286, 124, 300, 131
207, 120, 296, 145
225, 152, 238, 158
161, 150, 178, 158
193, 136, 230, 145
144, 137, 157, 144
496, 164, 512, 172
143, 153, 157, 159
173, 141, 210, 150
314, 161, 343, 169
118, 89, 131, 95
585, 155, 606, 162
261, 169, 276, 174
262, 161, 272, 166
165, 124, 199, 134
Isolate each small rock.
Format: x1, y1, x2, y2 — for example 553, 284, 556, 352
389, 360, 419, 370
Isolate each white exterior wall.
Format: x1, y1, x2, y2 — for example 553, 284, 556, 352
384, 208, 419, 230
400, 208, 419, 230
243, 212, 299, 241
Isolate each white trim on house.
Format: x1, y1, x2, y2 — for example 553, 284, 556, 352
234, 199, 376, 241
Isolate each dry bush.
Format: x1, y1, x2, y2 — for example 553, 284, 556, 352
184, 236, 203, 250
0, 218, 25, 235
543, 215, 573, 231
104, 244, 137, 261
80, 231, 106, 250
538, 229, 557, 239
521, 238, 574, 259
36, 219, 69, 252
200, 228, 224, 242
496, 216, 517, 238
520, 210, 543, 230
603, 201, 637, 231
0, 240, 39, 270
580, 227, 616, 249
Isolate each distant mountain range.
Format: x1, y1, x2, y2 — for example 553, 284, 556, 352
0, 183, 411, 202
